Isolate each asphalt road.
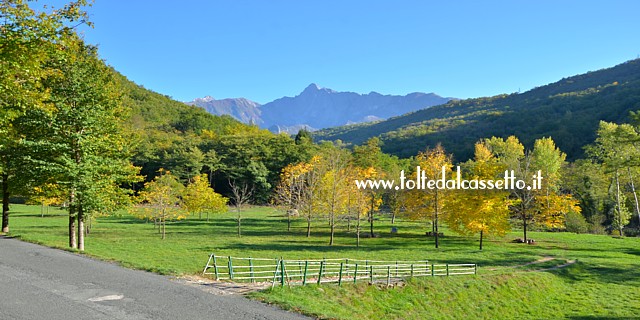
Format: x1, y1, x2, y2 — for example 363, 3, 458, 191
0, 236, 308, 320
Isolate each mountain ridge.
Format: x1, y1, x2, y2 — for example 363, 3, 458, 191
188, 84, 453, 133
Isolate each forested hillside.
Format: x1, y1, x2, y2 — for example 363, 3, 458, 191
315, 59, 640, 161
115, 73, 312, 200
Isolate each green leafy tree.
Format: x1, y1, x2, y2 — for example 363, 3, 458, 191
0, 0, 90, 233
486, 136, 574, 242
588, 121, 640, 235
33, 38, 140, 250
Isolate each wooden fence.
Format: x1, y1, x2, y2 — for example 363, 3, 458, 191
202, 254, 477, 287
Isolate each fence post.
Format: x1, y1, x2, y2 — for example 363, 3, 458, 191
339, 262, 344, 286
317, 261, 324, 285
303, 260, 309, 285
370, 265, 374, 283
280, 259, 286, 287
213, 255, 219, 280
446, 264, 449, 276
354, 264, 359, 284
474, 264, 477, 275
387, 266, 391, 286
228, 256, 234, 280
249, 257, 254, 283
431, 264, 434, 277
202, 254, 213, 276
410, 264, 414, 278
395, 260, 398, 277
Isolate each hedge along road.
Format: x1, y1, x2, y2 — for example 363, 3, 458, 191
0, 236, 308, 320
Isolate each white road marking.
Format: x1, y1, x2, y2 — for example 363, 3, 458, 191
88, 294, 124, 302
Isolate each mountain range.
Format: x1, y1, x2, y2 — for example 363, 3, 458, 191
188, 84, 453, 133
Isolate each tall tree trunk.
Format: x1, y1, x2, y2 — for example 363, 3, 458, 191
369, 195, 376, 237
2, 173, 9, 233
287, 213, 291, 232
391, 211, 396, 224
77, 206, 84, 251
369, 212, 374, 237
356, 212, 361, 248
69, 192, 77, 249
306, 215, 311, 237
329, 213, 335, 246
627, 168, 640, 227
522, 212, 528, 243
615, 170, 623, 236
434, 190, 439, 249
479, 230, 483, 250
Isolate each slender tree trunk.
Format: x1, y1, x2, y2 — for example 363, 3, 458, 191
237, 208, 241, 237
627, 168, 640, 227
369, 195, 375, 237
69, 214, 77, 248
287, 213, 291, 232
356, 212, 361, 248
162, 219, 166, 240
479, 230, 483, 250
369, 212, 374, 237
434, 190, 439, 248
306, 215, 311, 237
2, 173, 9, 233
77, 206, 84, 251
615, 170, 623, 236
391, 210, 396, 224
69, 191, 77, 249
523, 212, 528, 243
329, 213, 335, 246
329, 212, 335, 246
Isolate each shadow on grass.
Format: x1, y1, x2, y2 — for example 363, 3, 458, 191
567, 317, 633, 320
548, 261, 640, 286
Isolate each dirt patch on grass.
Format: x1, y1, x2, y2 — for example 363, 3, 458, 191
175, 274, 271, 295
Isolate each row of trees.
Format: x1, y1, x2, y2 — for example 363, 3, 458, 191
1, 0, 142, 250
137, 172, 228, 239
274, 136, 586, 249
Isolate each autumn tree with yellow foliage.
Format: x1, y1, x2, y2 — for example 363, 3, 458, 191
348, 166, 382, 247
405, 144, 453, 248
182, 174, 228, 222
316, 147, 351, 245
446, 142, 512, 250
137, 170, 185, 239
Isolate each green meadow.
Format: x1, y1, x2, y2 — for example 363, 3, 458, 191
6, 204, 640, 319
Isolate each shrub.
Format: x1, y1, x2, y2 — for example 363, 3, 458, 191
565, 211, 589, 234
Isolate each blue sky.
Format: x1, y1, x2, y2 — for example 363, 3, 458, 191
58, 0, 640, 103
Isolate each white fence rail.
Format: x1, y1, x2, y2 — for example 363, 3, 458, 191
202, 254, 477, 287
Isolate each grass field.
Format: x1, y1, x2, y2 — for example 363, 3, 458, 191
5, 204, 640, 319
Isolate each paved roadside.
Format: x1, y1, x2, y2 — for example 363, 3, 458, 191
0, 236, 308, 320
